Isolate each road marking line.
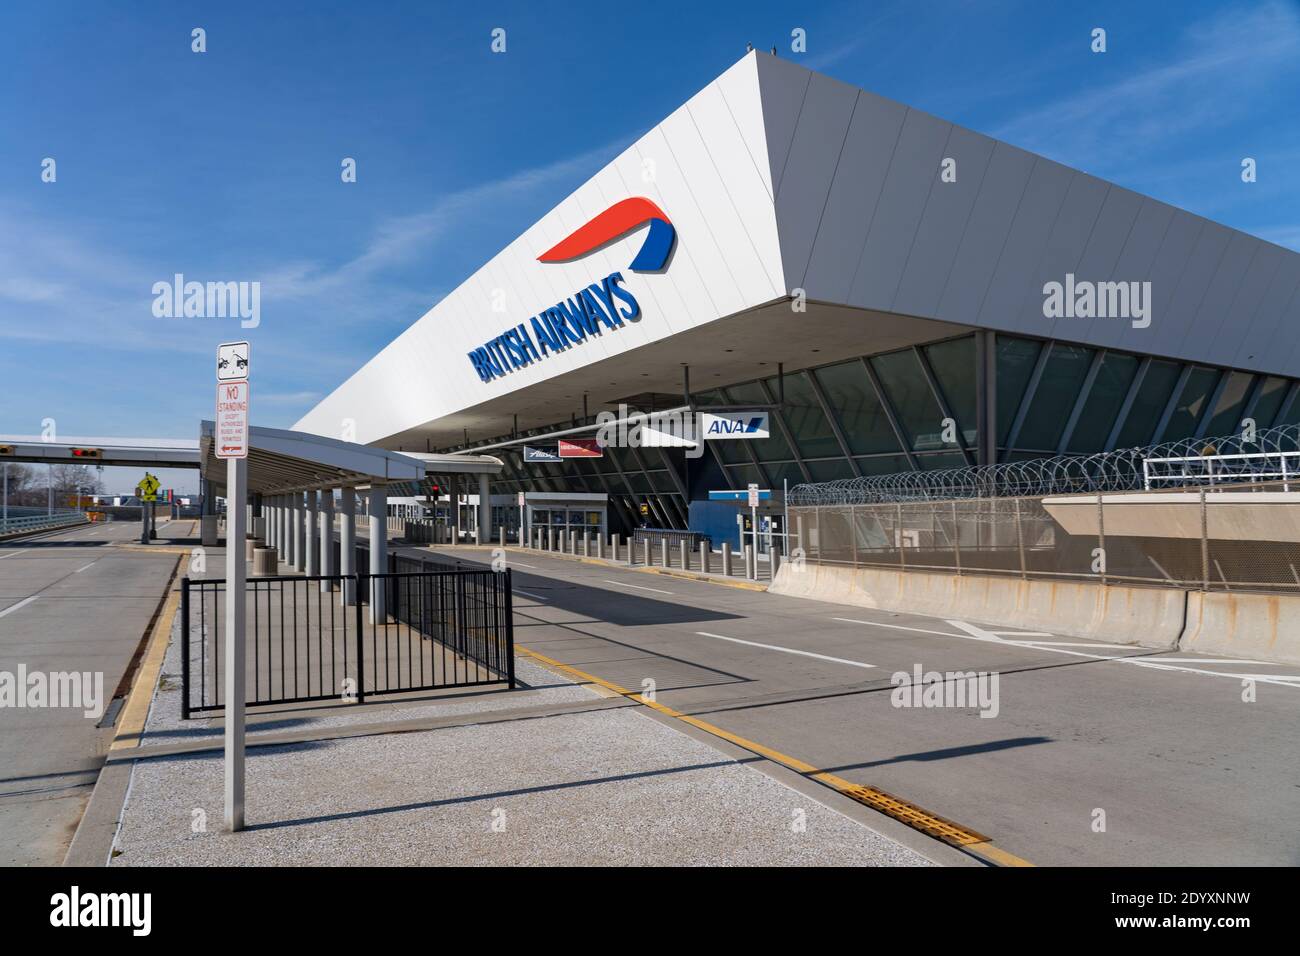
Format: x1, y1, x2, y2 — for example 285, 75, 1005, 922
73, 561, 97, 573
0, 595, 39, 618
511, 562, 539, 568
695, 631, 874, 669
513, 643, 1030, 864
601, 579, 673, 595
514, 589, 550, 602
832, 617, 963, 639
0, 549, 28, 559
1003, 640, 1144, 648
834, 615, 1299, 688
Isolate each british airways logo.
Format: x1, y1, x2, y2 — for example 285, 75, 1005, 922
467, 198, 674, 384
538, 197, 675, 272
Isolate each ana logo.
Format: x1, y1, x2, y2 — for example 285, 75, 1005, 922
707, 417, 764, 435
538, 197, 675, 272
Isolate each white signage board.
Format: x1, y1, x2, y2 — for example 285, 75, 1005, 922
215, 381, 250, 459
701, 411, 770, 440
217, 341, 251, 382
748, 482, 760, 509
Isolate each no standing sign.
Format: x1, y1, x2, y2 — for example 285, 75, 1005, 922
215, 341, 250, 459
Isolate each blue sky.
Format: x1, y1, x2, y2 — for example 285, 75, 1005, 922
2, 0, 1298, 492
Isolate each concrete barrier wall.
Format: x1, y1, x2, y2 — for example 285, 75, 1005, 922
772, 563, 1186, 649
774, 563, 1300, 663
1181, 591, 1300, 665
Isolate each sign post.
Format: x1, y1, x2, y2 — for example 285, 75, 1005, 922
216, 342, 250, 832
137, 472, 160, 544
748, 482, 759, 580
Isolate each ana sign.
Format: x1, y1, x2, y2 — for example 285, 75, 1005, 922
701, 411, 769, 440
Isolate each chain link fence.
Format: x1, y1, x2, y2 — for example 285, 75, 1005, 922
790, 479, 1300, 593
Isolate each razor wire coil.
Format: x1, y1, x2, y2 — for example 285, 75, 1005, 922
786, 424, 1300, 505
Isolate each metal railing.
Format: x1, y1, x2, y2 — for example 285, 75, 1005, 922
0, 511, 87, 536
182, 566, 514, 717
789, 478, 1300, 593
1143, 450, 1300, 490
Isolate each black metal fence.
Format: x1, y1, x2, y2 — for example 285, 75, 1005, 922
182, 565, 514, 718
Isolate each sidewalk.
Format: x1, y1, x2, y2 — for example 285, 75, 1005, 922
89, 578, 934, 866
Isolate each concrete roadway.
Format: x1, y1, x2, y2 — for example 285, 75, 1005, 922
423, 544, 1300, 866
0, 520, 183, 865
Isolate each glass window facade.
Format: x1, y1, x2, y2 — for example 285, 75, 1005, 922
454, 331, 1299, 537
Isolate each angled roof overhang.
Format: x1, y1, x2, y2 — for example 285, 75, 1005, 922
199, 421, 427, 495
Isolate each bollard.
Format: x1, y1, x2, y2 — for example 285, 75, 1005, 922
642, 538, 651, 566
699, 541, 710, 574
548, 527, 555, 551
500, 525, 506, 547
569, 530, 577, 555
771, 544, 781, 580
679, 539, 689, 572
744, 543, 754, 580
252, 547, 277, 577
660, 538, 669, 568
583, 531, 590, 557
612, 534, 620, 562
721, 542, 732, 576
596, 534, 604, 559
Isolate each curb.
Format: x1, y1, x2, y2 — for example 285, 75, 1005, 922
63, 552, 189, 866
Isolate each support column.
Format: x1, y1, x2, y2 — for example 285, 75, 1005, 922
276, 496, 287, 561
305, 490, 319, 576
320, 490, 335, 592
368, 484, 387, 623
339, 486, 356, 606
451, 475, 462, 543
292, 493, 305, 572
478, 473, 491, 548
280, 496, 290, 563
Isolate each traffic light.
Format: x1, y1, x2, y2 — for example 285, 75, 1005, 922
70, 447, 102, 459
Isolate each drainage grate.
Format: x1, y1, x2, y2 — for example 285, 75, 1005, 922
96, 695, 125, 730
837, 783, 989, 846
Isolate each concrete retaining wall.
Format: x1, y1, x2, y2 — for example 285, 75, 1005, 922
773, 563, 1300, 663
773, 563, 1187, 649
1181, 591, 1300, 665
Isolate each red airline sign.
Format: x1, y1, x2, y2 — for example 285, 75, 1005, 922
558, 438, 602, 458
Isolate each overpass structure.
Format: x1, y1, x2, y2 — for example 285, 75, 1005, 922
0, 435, 201, 469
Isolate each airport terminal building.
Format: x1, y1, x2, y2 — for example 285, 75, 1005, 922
295, 50, 1300, 538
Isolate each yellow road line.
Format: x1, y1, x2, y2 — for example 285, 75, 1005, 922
110, 553, 188, 751
514, 643, 1034, 866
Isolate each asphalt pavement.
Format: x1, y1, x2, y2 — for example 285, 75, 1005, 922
431, 542, 1300, 866
0, 519, 181, 865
